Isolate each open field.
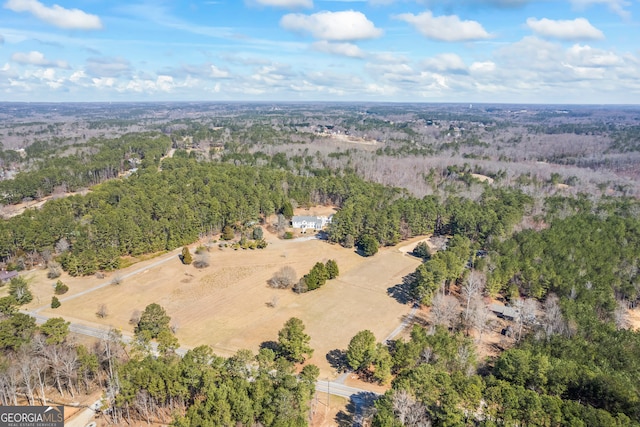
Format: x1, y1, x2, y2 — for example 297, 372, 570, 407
23, 229, 424, 378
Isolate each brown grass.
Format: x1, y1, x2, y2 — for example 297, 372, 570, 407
29, 229, 424, 378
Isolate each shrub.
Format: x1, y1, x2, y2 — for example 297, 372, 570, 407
269, 266, 297, 289
51, 296, 61, 309
284, 231, 294, 239
193, 252, 211, 269
47, 262, 62, 279
253, 227, 264, 240
181, 247, 193, 265
222, 226, 235, 241
54, 280, 69, 295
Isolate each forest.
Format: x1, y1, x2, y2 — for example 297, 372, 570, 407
0, 103, 639, 426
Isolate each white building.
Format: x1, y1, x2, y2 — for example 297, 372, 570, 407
291, 215, 333, 232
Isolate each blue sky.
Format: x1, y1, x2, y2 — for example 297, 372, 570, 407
0, 0, 639, 103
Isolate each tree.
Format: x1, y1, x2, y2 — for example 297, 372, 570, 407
96, 304, 108, 319
47, 261, 62, 279
0, 296, 18, 317
293, 277, 308, 294
277, 317, 313, 363
9, 277, 32, 305
430, 294, 459, 329
40, 317, 70, 345
252, 227, 263, 240
413, 241, 431, 259
51, 296, 61, 309
281, 200, 294, 219
181, 247, 192, 265
136, 303, 171, 339
54, 280, 69, 295
346, 330, 377, 372
372, 343, 393, 384
325, 259, 339, 279
193, 252, 210, 268
343, 234, 355, 249
303, 262, 329, 291
0, 313, 36, 350
358, 236, 379, 257
221, 226, 235, 241
269, 266, 297, 289
462, 270, 485, 321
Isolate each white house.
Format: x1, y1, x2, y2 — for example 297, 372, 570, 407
291, 215, 333, 232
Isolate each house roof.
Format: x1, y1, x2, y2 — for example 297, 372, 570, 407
0, 271, 18, 281
489, 303, 519, 319
292, 216, 323, 223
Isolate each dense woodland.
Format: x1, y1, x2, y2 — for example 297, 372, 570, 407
1, 103, 639, 426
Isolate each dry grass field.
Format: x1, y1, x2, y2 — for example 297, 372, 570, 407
22, 222, 424, 378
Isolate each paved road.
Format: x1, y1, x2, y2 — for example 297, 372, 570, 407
384, 303, 419, 343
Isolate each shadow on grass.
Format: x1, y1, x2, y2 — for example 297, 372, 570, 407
335, 391, 379, 427
387, 273, 416, 305
326, 349, 348, 373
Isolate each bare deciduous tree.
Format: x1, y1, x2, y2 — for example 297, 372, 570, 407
461, 270, 485, 321
430, 294, 459, 329
129, 309, 141, 325
47, 261, 62, 279
268, 266, 297, 289
542, 293, 565, 337
614, 299, 629, 330
266, 295, 279, 308
193, 252, 211, 269
469, 296, 493, 344
170, 319, 180, 334
96, 304, 108, 319
391, 389, 432, 427
55, 238, 70, 254
111, 274, 123, 286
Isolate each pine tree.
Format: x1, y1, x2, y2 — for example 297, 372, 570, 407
51, 296, 61, 309
325, 259, 339, 279
182, 247, 193, 265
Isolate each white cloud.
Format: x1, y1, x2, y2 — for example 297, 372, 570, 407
4, 0, 103, 30
422, 53, 467, 72
569, 0, 632, 18
11, 50, 69, 68
248, 0, 313, 7
567, 44, 622, 66
312, 40, 366, 58
395, 11, 491, 42
526, 17, 604, 40
210, 65, 230, 78
280, 10, 383, 41
69, 70, 86, 82
470, 61, 496, 73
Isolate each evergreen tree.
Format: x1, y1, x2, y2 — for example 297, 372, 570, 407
325, 259, 339, 279
136, 303, 172, 339
277, 317, 314, 363
54, 280, 69, 295
181, 246, 193, 265
358, 236, 379, 257
346, 330, 377, 371
51, 296, 61, 309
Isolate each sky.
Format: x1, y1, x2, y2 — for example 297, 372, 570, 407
0, 0, 639, 104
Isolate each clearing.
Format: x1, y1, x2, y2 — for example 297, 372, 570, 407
25, 231, 425, 378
